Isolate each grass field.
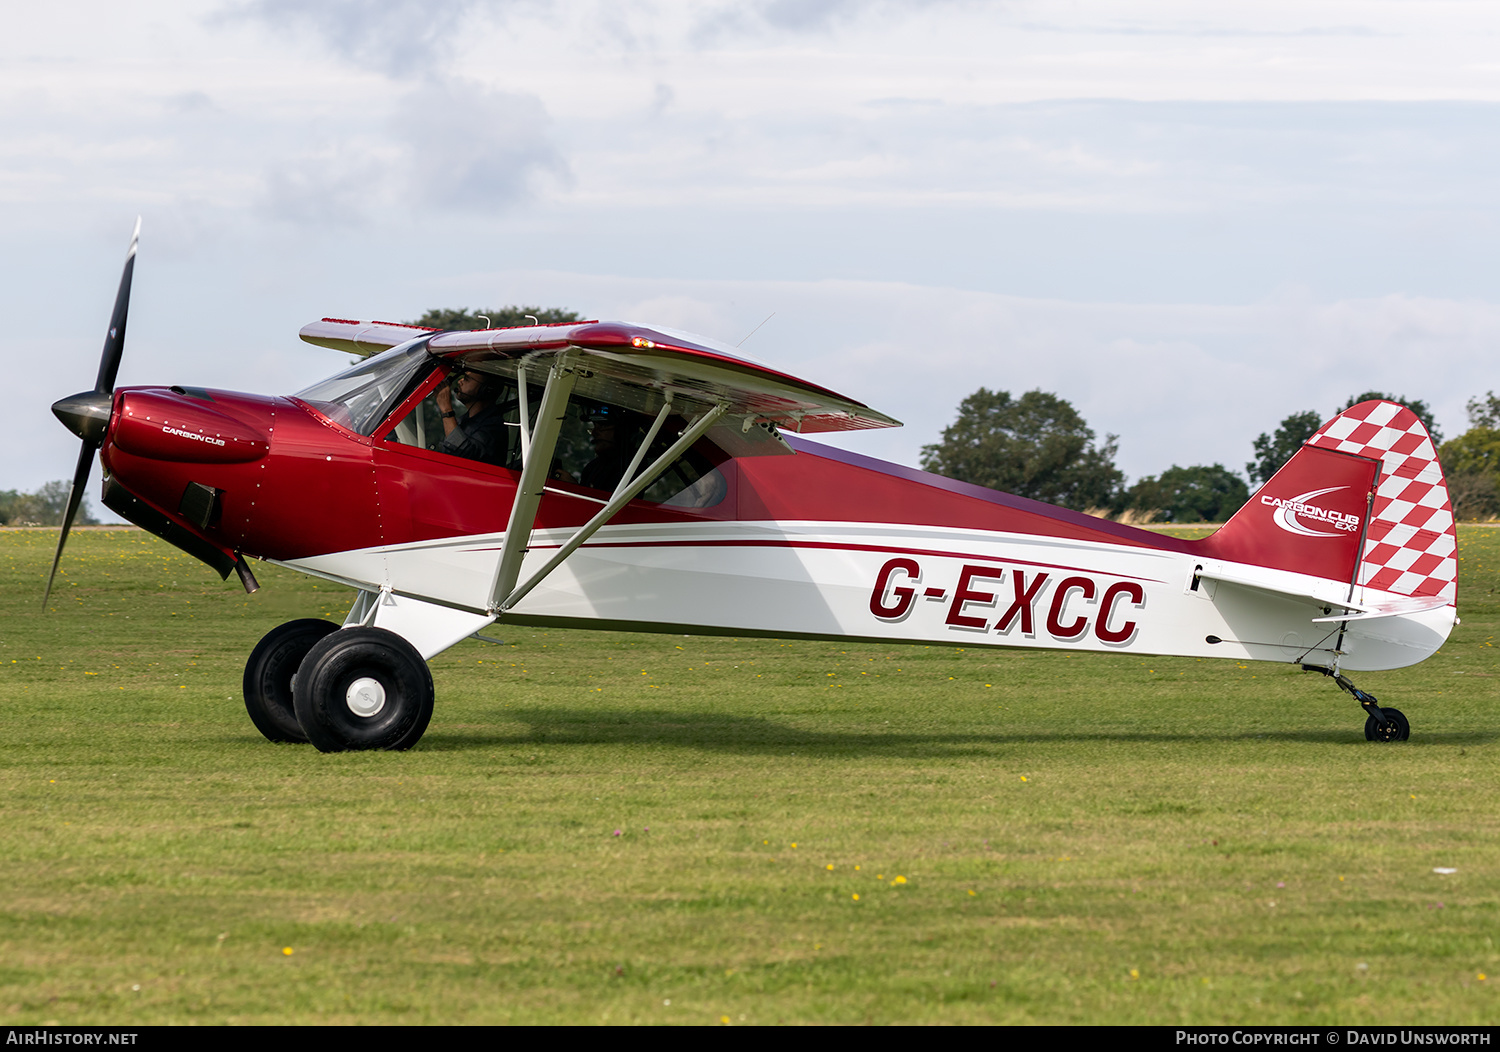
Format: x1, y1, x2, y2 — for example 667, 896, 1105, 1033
2, 526, 1498, 1025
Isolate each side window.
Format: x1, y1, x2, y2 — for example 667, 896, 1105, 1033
383, 370, 727, 508
644, 448, 727, 508
564, 400, 727, 508
385, 384, 446, 451
385, 368, 522, 469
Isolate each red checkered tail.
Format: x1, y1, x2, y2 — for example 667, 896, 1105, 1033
1309, 401, 1456, 603
1198, 401, 1456, 604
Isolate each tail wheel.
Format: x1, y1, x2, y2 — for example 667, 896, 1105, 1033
1365, 707, 1411, 742
293, 627, 434, 753
242, 618, 340, 743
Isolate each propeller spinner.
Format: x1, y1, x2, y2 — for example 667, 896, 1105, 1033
44, 217, 140, 607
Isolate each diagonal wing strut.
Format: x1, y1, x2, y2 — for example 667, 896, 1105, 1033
484, 354, 728, 617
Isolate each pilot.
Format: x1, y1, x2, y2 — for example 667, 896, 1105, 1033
579, 405, 643, 492
435, 367, 509, 464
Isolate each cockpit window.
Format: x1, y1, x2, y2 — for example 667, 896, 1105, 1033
382, 366, 727, 508
564, 402, 726, 508
385, 366, 523, 468
294, 342, 435, 436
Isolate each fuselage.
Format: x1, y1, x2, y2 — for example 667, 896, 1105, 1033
96, 379, 1454, 673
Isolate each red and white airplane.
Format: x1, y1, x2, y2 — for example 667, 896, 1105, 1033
48, 223, 1457, 750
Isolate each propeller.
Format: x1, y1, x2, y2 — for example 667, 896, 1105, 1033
44, 217, 139, 608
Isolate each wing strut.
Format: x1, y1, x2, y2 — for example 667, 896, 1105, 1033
487, 356, 579, 612
489, 398, 728, 616
516, 363, 532, 464
612, 395, 672, 500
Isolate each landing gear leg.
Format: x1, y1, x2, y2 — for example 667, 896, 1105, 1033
1302, 664, 1410, 742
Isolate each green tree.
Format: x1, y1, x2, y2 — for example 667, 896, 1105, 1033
920, 388, 1123, 511
1464, 391, 1500, 429
1125, 464, 1249, 524
1338, 390, 1442, 443
1440, 426, 1500, 476
1247, 410, 1323, 487
1438, 393, 1500, 520
1444, 467, 1500, 521
410, 306, 583, 331
0, 480, 99, 526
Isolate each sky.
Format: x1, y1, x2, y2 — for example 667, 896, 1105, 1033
8, 1, 1500, 521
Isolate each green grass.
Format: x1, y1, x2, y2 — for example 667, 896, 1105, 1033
1, 525, 1498, 1024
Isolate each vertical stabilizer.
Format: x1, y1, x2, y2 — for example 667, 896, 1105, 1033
1200, 441, 1377, 584
1199, 400, 1455, 603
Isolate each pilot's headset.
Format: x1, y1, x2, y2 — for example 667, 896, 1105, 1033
453, 366, 503, 405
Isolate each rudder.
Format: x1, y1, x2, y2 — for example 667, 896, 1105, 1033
1306, 400, 1457, 603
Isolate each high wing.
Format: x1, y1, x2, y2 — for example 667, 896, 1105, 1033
299, 317, 900, 437
299, 317, 441, 357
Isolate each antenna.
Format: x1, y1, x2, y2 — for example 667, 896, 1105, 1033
737, 311, 775, 347
476, 315, 490, 329
525, 315, 539, 326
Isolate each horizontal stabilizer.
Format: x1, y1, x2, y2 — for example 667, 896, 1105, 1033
1310, 595, 1452, 624
1202, 558, 1451, 623
1196, 562, 1363, 611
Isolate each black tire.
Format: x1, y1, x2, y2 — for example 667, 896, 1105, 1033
292, 627, 434, 753
242, 619, 340, 743
1365, 707, 1411, 742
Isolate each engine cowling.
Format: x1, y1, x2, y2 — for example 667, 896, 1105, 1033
112, 389, 270, 464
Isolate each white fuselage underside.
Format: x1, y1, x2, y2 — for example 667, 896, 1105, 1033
278, 519, 1454, 671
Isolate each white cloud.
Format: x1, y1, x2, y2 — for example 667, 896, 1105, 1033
222, 0, 512, 78
390, 78, 567, 212
259, 151, 389, 226
248, 77, 566, 224
686, 0, 947, 45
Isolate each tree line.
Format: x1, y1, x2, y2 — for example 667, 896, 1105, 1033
0, 481, 99, 527
921, 387, 1500, 523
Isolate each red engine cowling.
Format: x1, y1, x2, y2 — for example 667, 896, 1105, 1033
112, 389, 271, 463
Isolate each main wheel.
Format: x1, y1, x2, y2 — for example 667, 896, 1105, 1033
292, 627, 434, 752
1364, 707, 1411, 742
242, 618, 340, 743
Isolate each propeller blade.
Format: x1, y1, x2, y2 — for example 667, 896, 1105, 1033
42, 440, 98, 609
93, 216, 139, 395
44, 217, 139, 609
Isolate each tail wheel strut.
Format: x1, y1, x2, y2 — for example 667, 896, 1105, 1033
1303, 665, 1411, 742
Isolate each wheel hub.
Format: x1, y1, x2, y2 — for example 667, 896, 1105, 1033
345, 676, 386, 718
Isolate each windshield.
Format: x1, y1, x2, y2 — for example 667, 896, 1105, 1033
294, 342, 434, 435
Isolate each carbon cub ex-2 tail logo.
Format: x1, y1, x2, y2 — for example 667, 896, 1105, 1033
1261, 486, 1362, 537
1192, 442, 1377, 584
